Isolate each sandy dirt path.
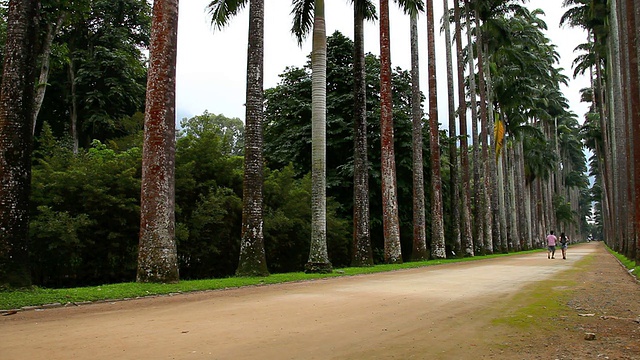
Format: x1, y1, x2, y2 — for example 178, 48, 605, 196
0, 244, 597, 360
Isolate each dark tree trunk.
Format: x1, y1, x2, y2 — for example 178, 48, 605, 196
137, 0, 180, 283
474, 9, 493, 255
0, 0, 40, 288
427, 0, 445, 259
454, 0, 473, 257
237, 0, 269, 277
464, 0, 480, 256
442, 0, 460, 257
379, 0, 402, 263
352, 0, 373, 266
624, 0, 640, 265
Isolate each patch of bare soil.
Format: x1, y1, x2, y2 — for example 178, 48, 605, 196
0, 242, 638, 359
489, 242, 640, 360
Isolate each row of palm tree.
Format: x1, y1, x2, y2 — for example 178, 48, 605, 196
2, 0, 614, 287
561, 0, 639, 264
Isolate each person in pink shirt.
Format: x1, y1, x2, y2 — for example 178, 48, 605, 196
546, 231, 557, 259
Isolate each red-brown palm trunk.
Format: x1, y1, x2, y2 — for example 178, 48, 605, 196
352, 0, 373, 266
379, 0, 402, 263
426, 0, 445, 259
137, 0, 180, 283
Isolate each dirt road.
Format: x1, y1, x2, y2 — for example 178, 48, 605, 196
0, 244, 600, 359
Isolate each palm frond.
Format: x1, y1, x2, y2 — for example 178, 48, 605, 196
291, 0, 314, 46
207, 0, 248, 31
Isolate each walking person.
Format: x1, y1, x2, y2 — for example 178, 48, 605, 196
559, 232, 568, 260
546, 231, 557, 259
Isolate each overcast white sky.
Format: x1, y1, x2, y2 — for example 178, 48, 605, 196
175, 0, 590, 125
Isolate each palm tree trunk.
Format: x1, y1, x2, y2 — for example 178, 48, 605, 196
137, 0, 180, 283
465, 0, 481, 254
237, 0, 269, 277
409, 12, 428, 261
442, 0, 460, 256
507, 145, 520, 250
426, 0, 446, 259
474, 11, 492, 255
484, 50, 502, 253
307, 0, 332, 272
454, 0, 473, 257
352, 0, 373, 266
379, 0, 402, 263
623, 0, 640, 264
32, 13, 66, 135
0, 0, 39, 288
68, 60, 79, 154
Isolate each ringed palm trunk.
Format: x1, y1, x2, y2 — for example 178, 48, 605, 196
352, 0, 373, 266
474, 12, 492, 255
237, 0, 269, 277
409, 12, 428, 261
0, 0, 39, 288
442, 0, 460, 256
623, 0, 640, 264
454, 0, 473, 257
426, 0, 446, 259
307, 0, 332, 272
379, 0, 402, 263
465, 0, 481, 254
137, 0, 180, 283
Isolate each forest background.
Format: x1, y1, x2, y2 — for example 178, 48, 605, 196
0, 0, 600, 288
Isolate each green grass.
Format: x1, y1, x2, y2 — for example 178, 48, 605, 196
605, 245, 640, 281
0, 249, 541, 310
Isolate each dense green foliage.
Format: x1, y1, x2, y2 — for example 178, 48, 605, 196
28, 112, 351, 286
35, 0, 151, 145
30, 125, 142, 287
265, 31, 444, 261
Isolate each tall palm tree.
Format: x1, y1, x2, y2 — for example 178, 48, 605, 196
453, 0, 473, 257
426, 0, 446, 259
408, 6, 428, 261
0, 0, 40, 288
292, 0, 332, 272
473, 4, 493, 255
393, 0, 427, 261
442, 0, 461, 256
378, 0, 402, 263
208, 0, 269, 276
351, 0, 377, 267
137, 0, 180, 283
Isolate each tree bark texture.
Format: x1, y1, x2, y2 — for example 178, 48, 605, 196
454, 0, 473, 257
623, 0, 640, 264
409, 13, 428, 261
475, 12, 492, 255
351, 1, 373, 267
426, 0, 445, 259
379, 0, 402, 263
442, 0, 460, 256
307, 0, 331, 273
237, 0, 269, 277
137, 0, 180, 283
0, 0, 39, 288
465, 0, 480, 255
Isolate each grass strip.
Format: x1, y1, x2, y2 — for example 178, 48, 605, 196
0, 249, 540, 310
